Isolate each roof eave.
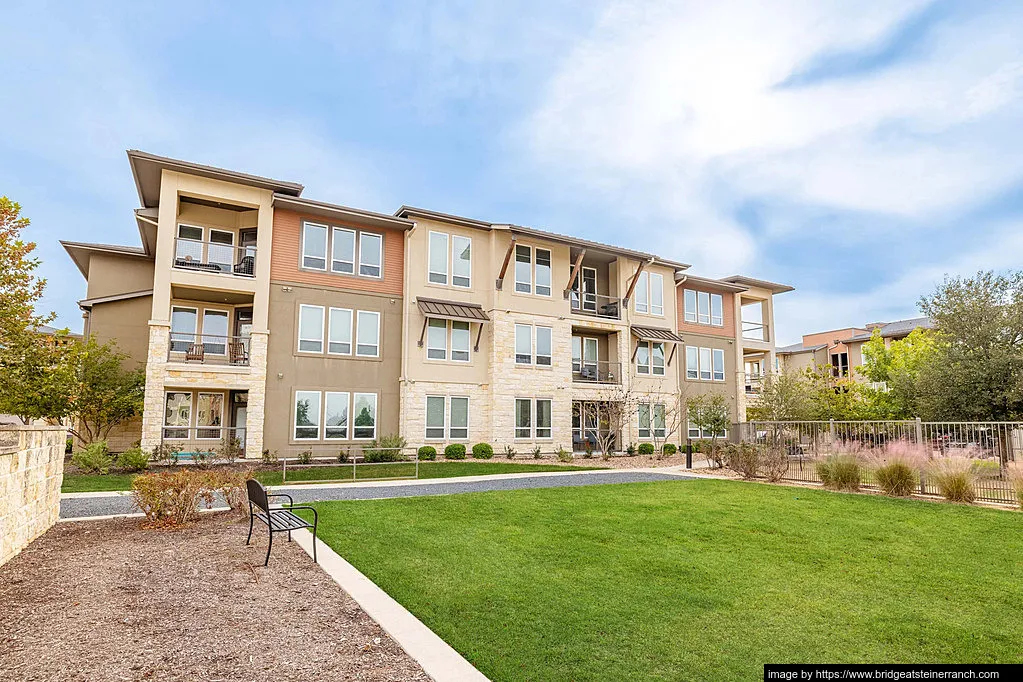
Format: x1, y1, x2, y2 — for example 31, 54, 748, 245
275, 195, 413, 230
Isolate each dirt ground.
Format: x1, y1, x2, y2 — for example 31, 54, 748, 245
0, 514, 428, 682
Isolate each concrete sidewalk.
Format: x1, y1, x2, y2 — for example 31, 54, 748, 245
60, 468, 696, 519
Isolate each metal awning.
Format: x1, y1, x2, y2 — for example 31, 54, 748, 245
631, 325, 684, 344
416, 297, 490, 323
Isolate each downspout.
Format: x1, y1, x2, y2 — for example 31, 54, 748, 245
399, 221, 417, 441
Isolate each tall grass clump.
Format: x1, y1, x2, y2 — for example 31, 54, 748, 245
929, 454, 977, 503
1007, 462, 1023, 509
816, 444, 862, 492
868, 440, 927, 497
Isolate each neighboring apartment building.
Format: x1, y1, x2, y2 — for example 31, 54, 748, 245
777, 317, 934, 380
63, 150, 792, 457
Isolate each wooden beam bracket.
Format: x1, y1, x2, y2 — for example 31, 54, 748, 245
495, 237, 517, 290
563, 249, 587, 299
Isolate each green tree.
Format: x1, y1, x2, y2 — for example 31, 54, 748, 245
858, 327, 936, 418
0, 197, 53, 355
746, 370, 814, 421
0, 330, 68, 423
687, 394, 730, 465
917, 271, 1023, 420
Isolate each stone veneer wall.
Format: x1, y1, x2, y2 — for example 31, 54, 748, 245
0, 425, 66, 567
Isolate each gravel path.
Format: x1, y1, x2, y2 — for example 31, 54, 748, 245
61, 470, 691, 519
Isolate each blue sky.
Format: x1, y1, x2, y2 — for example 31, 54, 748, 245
2, 1, 1023, 345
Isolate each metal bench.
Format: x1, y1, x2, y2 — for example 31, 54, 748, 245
245, 479, 318, 566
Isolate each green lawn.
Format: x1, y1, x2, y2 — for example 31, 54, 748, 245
59, 461, 604, 493
307, 480, 1023, 681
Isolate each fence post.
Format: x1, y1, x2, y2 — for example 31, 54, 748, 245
282, 457, 287, 483
914, 417, 923, 445
685, 438, 693, 469
828, 419, 835, 446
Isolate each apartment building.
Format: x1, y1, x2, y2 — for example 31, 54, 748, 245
777, 317, 934, 379
63, 150, 791, 457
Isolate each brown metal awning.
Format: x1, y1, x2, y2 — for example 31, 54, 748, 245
631, 325, 684, 344
416, 297, 490, 323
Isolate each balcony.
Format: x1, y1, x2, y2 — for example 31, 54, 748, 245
570, 291, 622, 320
572, 360, 621, 384
742, 321, 768, 342
167, 333, 251, 366
745, 373, 764, 394
174, 237, 256, 277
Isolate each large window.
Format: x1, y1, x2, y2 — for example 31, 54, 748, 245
195, 392, 224, 439
515, 324, 552, 365
634, 271, 663, 315
452, 236, 471, 288
515, 398, 552, 439
427, 319, 447, 360
298, 305, 324, 353
332, 227, 356, 274
513, 245, 551, 296
451, 321, 470, 362
359, 233, 382, 278
635, 341, 667, 376
324, 392, 349, 439
294, 391, 321, 440
164, 392, 192, 439
428, 232, 448, 284
713, 348, 725, 381
638, 403, 666, 439
514, 245, 532, 293
515, 324, 532, 364
535, 326, 552, 366
700, 347, 712, 381
686, 345, 726, 382
352, 393, 377, 439
302, 221, 382, 279
636, 343, 650, 375
427, 232, 472, 288
426, 396, 469, 440
356, 311, 380, 357
686, 346, 699, 380
684, 290, 724, 327
534, 249, 552, 296
302, 223, 328, 270
202, 309, 229, 355
170, 306, 197, 352
328, 308, 353, 355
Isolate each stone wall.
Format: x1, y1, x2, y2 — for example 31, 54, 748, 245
0, 425, 66, 567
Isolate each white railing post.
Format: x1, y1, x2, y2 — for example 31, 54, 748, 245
914, 417, 923, 446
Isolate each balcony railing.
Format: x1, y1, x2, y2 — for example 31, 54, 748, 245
572, 360, 622, 384
159, 425, 247, 456
745, 373, 764, 394
742, 321, 768, 341
572, 429, 618, 452
570, 291, 622, 320
167, 333, 251, 366
173, 238, 257, 277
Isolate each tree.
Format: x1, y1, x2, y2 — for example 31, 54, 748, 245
46, 336, 145, 447
0, 197, 53, 357
746, 370, 814, 421
0, 330, 68, 423
687, 393, 730, 465
859, 327, 936, 418
917, 271, 1023, 420
587, 383, 640, 460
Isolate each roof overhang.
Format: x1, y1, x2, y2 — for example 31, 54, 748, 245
61, 241, 153, 278
78, 289, 153, 310
777, 344, 827, 355
416, 297, 491, 323
631, 325, 685, 344
722, 275, 794, 294
276, 195, 413, 231
674, 273, 748, 293
395, 205, 492, 230
127, 149, 304, 208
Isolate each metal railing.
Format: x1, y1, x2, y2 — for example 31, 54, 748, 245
167, 333, 251, 365
572, 429, 618, 452
572, 360, 622, 384
745, 373, 764, 394
735, 419, 1022, 505
173, 238, 257, 277
570, 291, 622, 320
157, 426, 247, 459
741, 321, 768, 341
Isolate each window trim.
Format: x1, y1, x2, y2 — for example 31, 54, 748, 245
324, 391, 350, 440
331, 226, 356, 274
428, 231, 449, 285
426, 318, 448, 361
297, 304, 325, 354
163, 391, 193, 439
514, 244, 532, 294
534, 247, 552, 297
351, 392, 378, 440
294, 390, 322, 441
301, 222, 329, 271
451, 234, 472, 289
327, 307, 353, 356
356, 310, 381, 358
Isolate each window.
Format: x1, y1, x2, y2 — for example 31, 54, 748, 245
428, 232, 448, 284
195, 392, 224, 439
359, 233, 382, 277
450, 397, 469, 439
653, 404, 666, 438
638, 403, 666, 439
426, 396, 446, 439
638, 403, 650, 439
699, 347, 712, 381
652, 342, 666, 376
298, 305, 324, 353
324, 392, 349, 439
535, 249, 552, 296
698, 292, 711, 325
294, 391, 321, 440
175, 224, 203, 263
686, 346, 699, 380
332, 228, 356, 274
831, 352, 849, 377
689, 422, 728, 439
177, 224, 203, 242
713, 348, 725, 381
170, 306, 197, 352
427, 319, 447, 360
164, 392, 192, 439
452, 236, 471, 288
451, 321, 470, 362
328, 308, 353, 355
207, 230, 234, 272
650, 273, 664, 315
202, 309, 229, 355
356, 311, 380, 357
635, 271, 649, 313
684, 289, 697, 323
514, 245, 531, 293
515, 324, 532, 364
636, 343, 650, 374
711, 294, 723, 326
515, 398, 532, 438
535, 326, 552, 366
635, 341, 666, 376
352, 393, 377, 439
302, 223, 328, 270
515, 398, 552, 439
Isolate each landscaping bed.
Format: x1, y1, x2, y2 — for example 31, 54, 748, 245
306, 479, 1023, 681
0, 514, 428, 682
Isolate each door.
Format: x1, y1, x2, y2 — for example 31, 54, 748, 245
582, 267, 597, 311
233, 406, 247, 451
207, 229, 235, 272
583, 337, 599, 376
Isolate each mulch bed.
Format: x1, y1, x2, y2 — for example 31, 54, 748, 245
0, 514, 428, 682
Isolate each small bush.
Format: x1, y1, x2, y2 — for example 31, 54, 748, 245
706, 440, 727, 468
724, 442, 760, 479
758, 444, 789, 483
131, 470, 212, 527
472, 443, 494, 459
150, 443, 181, 465
1007, 463, 1023, 508
817, 454, 861, 492
296, 450, 313, 465
445, 443, 467, 460
337, 448, 351, 464
65, 438, 73, 454
557, 447, 573, 463
504, 445, 516, 459
261, 449, 279, 465
626, 443, 637, 456
531, 445, 542, 460
72, 441, 113, 474
584, 441, 594, 458
363, 433, 407, 463
930, 456, 977, 503
637, 443, 655, 456
191, 449, 219, 470
662, 443, 677, 456
874, 462, 919, 497
418, 446, 437, 461
218, 435, 243, 464
116, 446, 149, 473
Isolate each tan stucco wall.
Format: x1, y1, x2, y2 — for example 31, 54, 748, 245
679, 331, 741, 424
0, 426, 66, 567
86, 296, 152, 364
86, 253, 155, 300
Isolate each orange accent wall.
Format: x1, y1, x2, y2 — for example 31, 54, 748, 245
270, 208, 404, 295
676, 287, 736, 338
801, 328, 866, 354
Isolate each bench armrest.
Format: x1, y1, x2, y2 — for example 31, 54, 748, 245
285, 505, 318, 524
267, 492, 294, 507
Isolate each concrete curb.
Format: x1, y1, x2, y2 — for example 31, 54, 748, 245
292, 528, 489, 682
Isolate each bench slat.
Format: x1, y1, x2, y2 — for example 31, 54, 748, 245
255, 510, 313, 532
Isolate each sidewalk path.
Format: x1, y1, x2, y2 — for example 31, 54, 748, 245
60, 468, 696, 519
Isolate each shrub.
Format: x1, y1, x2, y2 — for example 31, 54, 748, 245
504, 445, 516, 459
445, 444, 467, 460
662, 443, 677, 456
584, 441, 594, 458
626, 443, 637, 456
472, 443, 494, 459
296, 450, 313, 465
65, 437, 73, 454
724, 442, 760, 479
758, 443, 789, 483
261, 448, 279, 465
363, 433, 407, 463
531, 445, 542, 460
705, 441, 727, 468
929, 456, 977, 503
72, 441, 113, 474
874, 461, 919, 497
131, 470, 213, 527
637, 443, 655, 456
115, 446, 149, 473
205, 469, 251, 513
191, 449, 219, 469
218, 435, 243, 464
557, 447, 573, 463
817, 454, 861, 492
1007, 462, 1023, 508
417, 446, 437, 461
337, 448, 351, 464
150, 443, 181, 465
